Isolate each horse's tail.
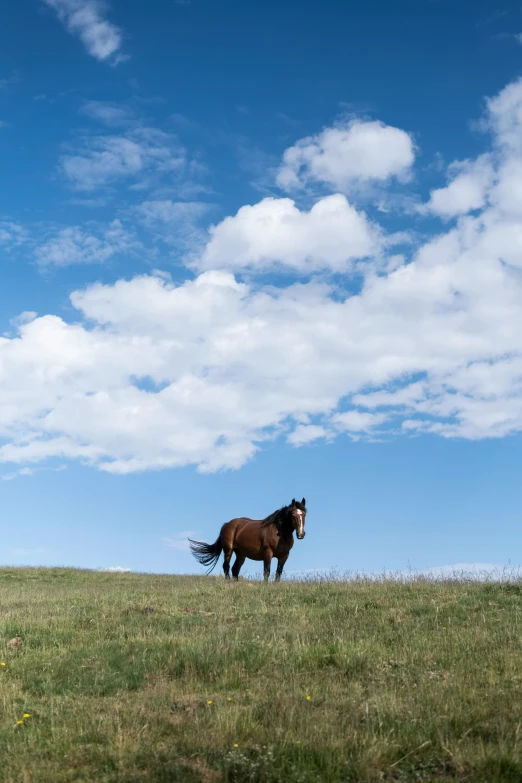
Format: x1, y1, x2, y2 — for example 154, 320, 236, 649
188, 535, 223, 574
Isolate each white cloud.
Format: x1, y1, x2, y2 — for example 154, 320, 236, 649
422, 155, 494, 218
287, 425, 328, 446
1, 464, 67, 481
352, 382, 427, 410
80, 100, 134, 126
60, 128, 185, 191
277, 119, 415, 192
2, 467, 36, 481
0, 222, 28, 249
134, 200, 209, 252
34, 220, 139, 267
43, 0, 126, 64
162, 532, 197, 551
332, 411, 387, 433
486, 77, 522, 152
135, 200, 208, 226
199, 194, 379, 273
3, 215, 522, 474
5, 78, 522, 473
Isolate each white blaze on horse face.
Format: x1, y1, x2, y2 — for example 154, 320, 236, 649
295, 509, 305, 537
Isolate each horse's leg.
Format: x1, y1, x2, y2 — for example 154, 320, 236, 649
231, 553, 246, 581
263, 552, 272, 582
275, 554, 289, 582
223, 547, 233, 579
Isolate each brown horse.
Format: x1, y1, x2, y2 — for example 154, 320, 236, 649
188, 498, 307, 582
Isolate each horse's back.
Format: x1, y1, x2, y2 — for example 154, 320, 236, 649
220, 516, 258, 538
220, 517, 265, 559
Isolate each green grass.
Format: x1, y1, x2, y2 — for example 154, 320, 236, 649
1, 568, 522, 782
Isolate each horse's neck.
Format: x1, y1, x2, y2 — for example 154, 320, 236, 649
273, 510, 293, 536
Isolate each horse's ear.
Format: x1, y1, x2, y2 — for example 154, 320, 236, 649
301, 497, 306, 506
291, 498, 296, 506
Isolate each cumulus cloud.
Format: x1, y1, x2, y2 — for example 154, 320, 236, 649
277, 119, 415, 192
332, 411, 387, 434
34, 220, 139, 267
4, 77, 522, 474
486, 77, 522, 151
287, 425, 328, 446
199, 194, 379, 273
422, 155, 494, 218
43, 0, 126, 64
4, 213, 522, 474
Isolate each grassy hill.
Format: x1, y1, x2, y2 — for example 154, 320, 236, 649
1, 568, 522, 782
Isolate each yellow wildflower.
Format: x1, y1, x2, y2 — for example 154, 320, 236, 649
306, 695, 311, 701
16, 720, 23, 725
226, 697, 232, 702
0, 662, 6, 667
23, 714, 31, 719
207, 700, 213, 705
233, 743, 239, 748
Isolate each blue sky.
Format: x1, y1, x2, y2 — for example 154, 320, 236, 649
2, 0, 522, 576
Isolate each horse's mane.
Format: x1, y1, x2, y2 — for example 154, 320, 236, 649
261, 501, 305, 531
260, 506, 290, 529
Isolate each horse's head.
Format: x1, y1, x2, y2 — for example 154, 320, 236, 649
290, 498, 307, 539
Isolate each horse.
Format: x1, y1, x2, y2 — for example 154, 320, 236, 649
188, 498, 307, 582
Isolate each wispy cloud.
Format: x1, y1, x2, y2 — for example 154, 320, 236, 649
1, 465, 67, 481
34, 219, 141, 267
162, 532, 197, 552
133, 199, 210, 254
42, 0, 127, 65
0, 71, 20, 90
60, 128, 187, 191
476, 11, 508, 28
2, 467, 37, 482
135, 200, 209, 226
80, 100, 135, 127
0, 222, 28, 250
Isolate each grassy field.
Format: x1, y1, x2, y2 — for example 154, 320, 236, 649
1, 569, 522, 782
